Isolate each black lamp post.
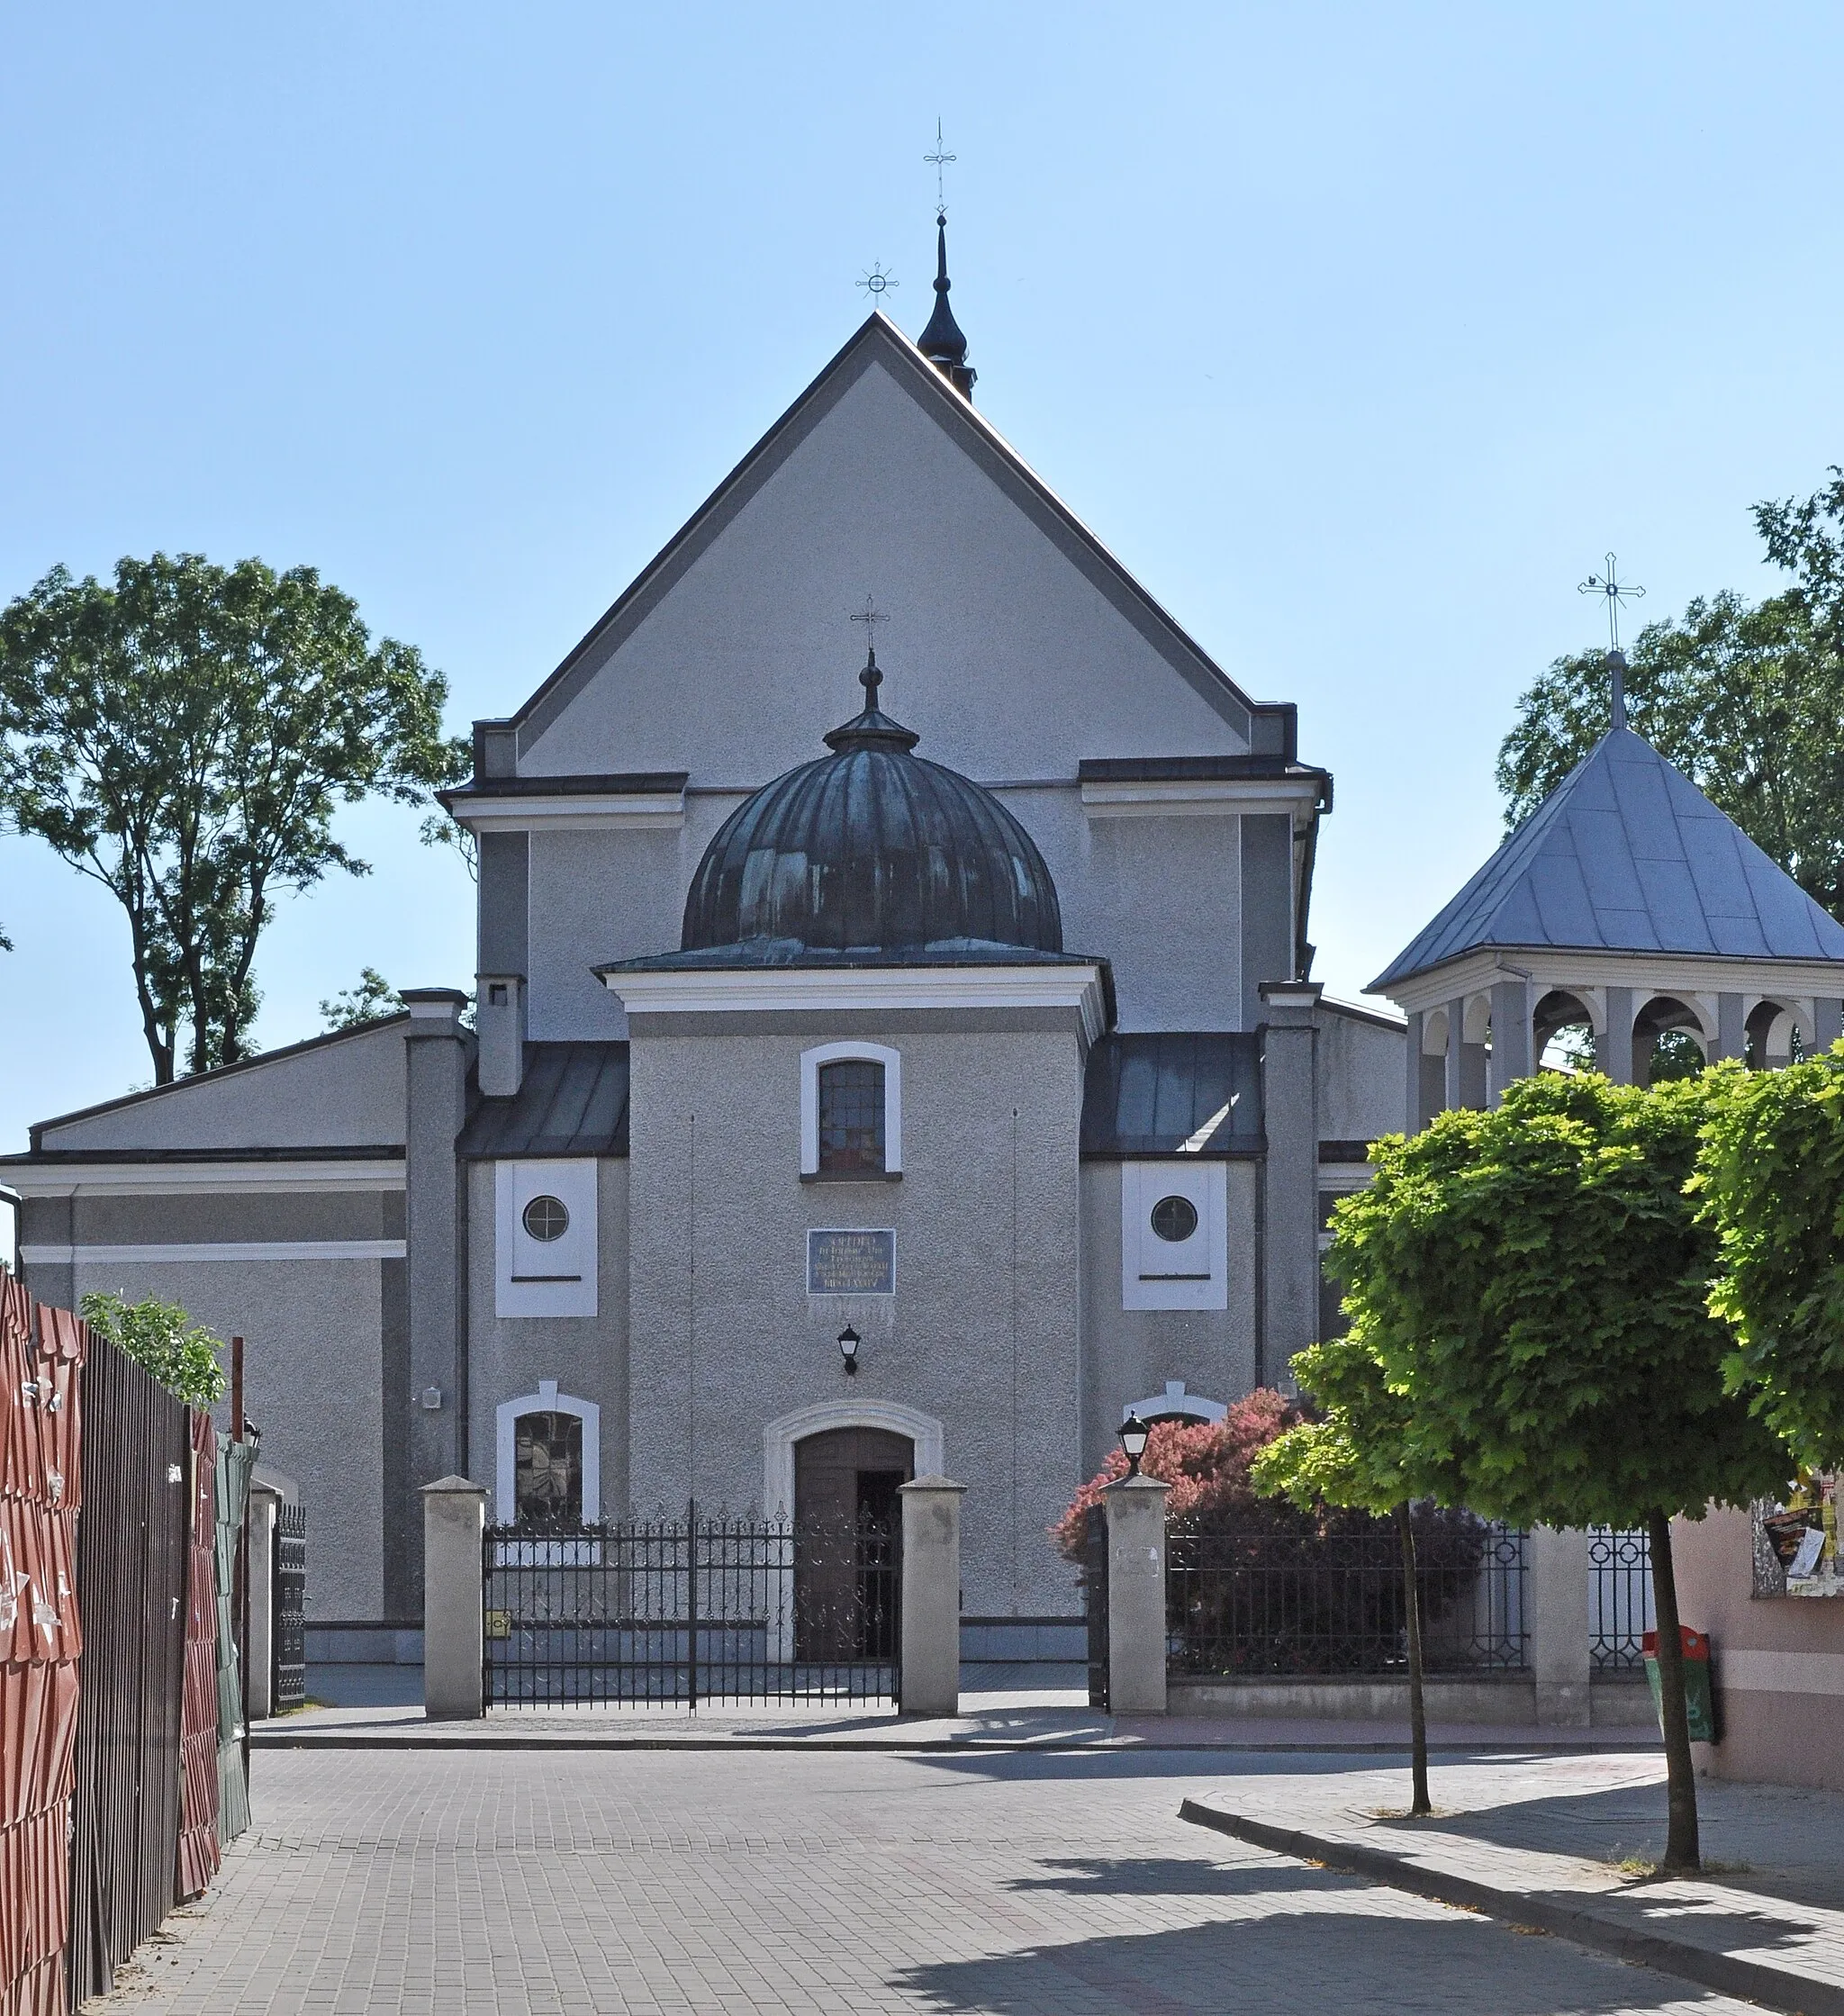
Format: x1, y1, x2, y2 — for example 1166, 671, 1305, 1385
837, 1324, 862, 1377
1117, 1412, 1151, 1477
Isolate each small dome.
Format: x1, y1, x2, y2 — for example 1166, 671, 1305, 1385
680, 655, 1062, 961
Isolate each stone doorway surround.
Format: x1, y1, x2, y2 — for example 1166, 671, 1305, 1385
763, 1399, 943, 1521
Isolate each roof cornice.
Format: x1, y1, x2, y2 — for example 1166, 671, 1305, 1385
601, 960, 1111, 1047
1375, 945, 1844, 1017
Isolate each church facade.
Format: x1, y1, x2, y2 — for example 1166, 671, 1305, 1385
5, 291, 1404, 1640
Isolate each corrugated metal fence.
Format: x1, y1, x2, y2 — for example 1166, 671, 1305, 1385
177, 1410, 222, 1903
0, 1281, 85, 2016
65, 1325, 190, 2007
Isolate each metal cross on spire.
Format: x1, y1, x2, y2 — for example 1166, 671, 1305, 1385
856, 262, 899, 306
1578, 553, 1646, 654
925, 118, 956, 217
850, 595, 889, 660
1579, 554, 1646, 730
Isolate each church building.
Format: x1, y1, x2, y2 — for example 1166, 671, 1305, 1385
5, 229, 1405, 1647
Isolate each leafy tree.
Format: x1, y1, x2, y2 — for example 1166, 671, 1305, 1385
1323, 1073, 1788, 1872
80, 1290, 226, 1406
1696, 1047, 1844, 1468
1755, 466, 1844, 655
0, 553, 468, 1082
1497, 592, 1844, 918
320, 967, 402, 1031
1254, 1328, 1470, 1816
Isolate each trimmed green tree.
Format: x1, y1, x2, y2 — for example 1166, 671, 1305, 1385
1696, 1045, 1844, 1468
1313, 1072, 1787, 1871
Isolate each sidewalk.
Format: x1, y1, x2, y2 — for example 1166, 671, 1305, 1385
255, 1688, 1665, 1753
1183, 1753, 1844, 2015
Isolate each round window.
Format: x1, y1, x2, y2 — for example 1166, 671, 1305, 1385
521, 1195, 570, 1243
1150, 1194, 1199, 1243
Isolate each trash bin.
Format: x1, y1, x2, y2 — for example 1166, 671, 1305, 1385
1643, 1626, 1717, 1743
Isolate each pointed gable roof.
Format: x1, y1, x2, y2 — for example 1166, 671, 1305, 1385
494, 313, 1293, 759
1372, 726, 1844, 989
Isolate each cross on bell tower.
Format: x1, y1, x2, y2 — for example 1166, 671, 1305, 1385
1578, 553, 1646, 729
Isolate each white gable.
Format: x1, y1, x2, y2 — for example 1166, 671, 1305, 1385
520, 338, 1250, 783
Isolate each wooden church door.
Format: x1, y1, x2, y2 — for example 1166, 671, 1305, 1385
792, 1426, 912, 1662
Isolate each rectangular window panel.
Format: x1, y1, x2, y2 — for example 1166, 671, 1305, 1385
818, 1060, 886, 1173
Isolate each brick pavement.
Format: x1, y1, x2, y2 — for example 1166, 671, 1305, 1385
88, 1748, 1764, 2015
1184, 1755, 1844, 2013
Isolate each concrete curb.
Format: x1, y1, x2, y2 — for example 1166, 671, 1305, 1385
1180, 1798, 1843, 2016
252, 1728, 1634, 1757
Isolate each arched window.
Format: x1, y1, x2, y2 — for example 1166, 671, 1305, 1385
800, 1043, 902, 1177
818, 1060, 885, 1173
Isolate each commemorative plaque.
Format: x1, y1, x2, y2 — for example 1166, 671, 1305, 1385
807, 1228, 896, 1296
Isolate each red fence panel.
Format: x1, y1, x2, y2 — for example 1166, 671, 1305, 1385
0, 1278, 86, 2016
176, 1411, 221, 1902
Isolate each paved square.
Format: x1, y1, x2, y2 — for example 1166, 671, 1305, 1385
93, 1748, 1763, 2014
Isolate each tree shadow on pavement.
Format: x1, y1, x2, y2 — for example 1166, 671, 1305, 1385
892, 1887, 1745, 2015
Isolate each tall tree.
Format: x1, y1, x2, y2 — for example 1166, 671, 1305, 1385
1323, 1074, 1787, 1872
0, 554, 468, 1081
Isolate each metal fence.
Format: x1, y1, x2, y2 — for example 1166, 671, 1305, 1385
1083, 1504, 1109, 1711
484, 1505, 900, 1707
65, 1324, 192, 2009
1588, 1526, 1653, 1672
274, 1503, 307, 1712
1166, 1513, 1528, 1677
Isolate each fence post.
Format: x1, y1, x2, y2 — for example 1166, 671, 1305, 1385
1102, 1474, 1171, 1715
899, 1477, 966, 1716
245, 1484, 280, 1721
1528, 1524, 1592, 1726
422, 1477, 488, 1720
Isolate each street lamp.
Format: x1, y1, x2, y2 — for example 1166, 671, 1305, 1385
1117, 1412, 1150, 1477
837, 1324, 862, 1377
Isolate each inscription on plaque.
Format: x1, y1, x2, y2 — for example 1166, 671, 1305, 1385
807, 1228, 896, 1296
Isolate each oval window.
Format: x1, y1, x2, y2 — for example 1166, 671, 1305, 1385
521, 1195, 571, 1243
1150, 1194, 1199, 1243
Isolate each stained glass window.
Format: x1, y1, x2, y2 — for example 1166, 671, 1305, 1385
818, 1060, 885, 1174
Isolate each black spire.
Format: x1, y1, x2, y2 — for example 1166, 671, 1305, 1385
917, 210, 976, 401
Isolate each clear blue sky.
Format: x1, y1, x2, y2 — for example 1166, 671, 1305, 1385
4, 3, 1841, 1151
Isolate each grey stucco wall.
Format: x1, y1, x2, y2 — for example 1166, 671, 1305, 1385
520, 357, 1247, 785
623, 1009, 1088, 1616
38, 1018, 408, 1151
63, 1253, 387, 1621
522, 793, 1256, 1044
1078, 1159, 1259, 1477
1315, 1003, 1409, 1143
466, 1156, 631, 1523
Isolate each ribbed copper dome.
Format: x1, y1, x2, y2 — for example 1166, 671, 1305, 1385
680, 655, 1062, 960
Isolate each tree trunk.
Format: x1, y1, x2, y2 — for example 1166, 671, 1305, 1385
1647, 1512, 1701, 1874
1397, 1503, 1431, 1816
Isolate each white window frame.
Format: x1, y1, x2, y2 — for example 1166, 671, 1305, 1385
1121, 1160, 1228, 1311
800, 1042, 902, 1176
495, 1379, 601, 1523
495, 1159, 598, 1318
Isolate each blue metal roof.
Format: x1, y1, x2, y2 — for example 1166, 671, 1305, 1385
1080, 1034, 1263, 1158
457, 1043, 629, 1159
1373, 727, 1844, 990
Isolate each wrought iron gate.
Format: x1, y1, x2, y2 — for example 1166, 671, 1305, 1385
483, 1505, 900, 1706
1084, 1503, 1109, 1711
273, 1503, 307, 1711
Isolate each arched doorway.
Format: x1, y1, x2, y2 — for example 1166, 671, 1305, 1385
792, 1425, 912, 1662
